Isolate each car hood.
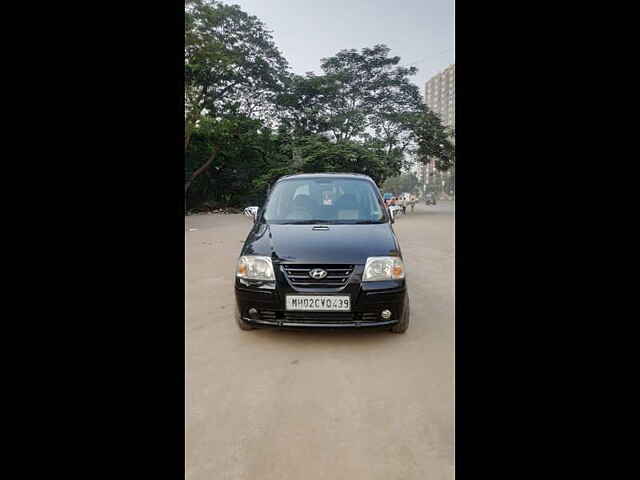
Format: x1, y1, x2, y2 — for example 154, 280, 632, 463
242, 223, 401, 264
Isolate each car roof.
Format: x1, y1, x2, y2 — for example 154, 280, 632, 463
275, 172, 375, 183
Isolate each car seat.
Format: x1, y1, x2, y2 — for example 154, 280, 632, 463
335, 193, 360, 220
285, 194, 315, 220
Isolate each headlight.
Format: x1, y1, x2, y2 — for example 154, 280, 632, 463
236, 255, 275, 281
363, 257, 405, 281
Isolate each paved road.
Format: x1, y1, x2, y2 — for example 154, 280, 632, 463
186, 201, 455, 480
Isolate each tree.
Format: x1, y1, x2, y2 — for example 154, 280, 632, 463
294, 135, 392, 185
273, 44, 425, 184
382, 173, 420, 194
413, 110, 455, 171
183, 2, 454, 212
276, 73, 338, 137
318, 45, 424, 147
184, 0, 289, 204
185, 0, 288, 132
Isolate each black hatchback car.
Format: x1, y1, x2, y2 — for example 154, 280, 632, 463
234, 173, 410, 333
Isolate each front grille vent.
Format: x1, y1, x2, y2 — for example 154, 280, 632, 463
281, 264, 354, 288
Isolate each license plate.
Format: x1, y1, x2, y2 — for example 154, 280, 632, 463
285, 295, 351, 311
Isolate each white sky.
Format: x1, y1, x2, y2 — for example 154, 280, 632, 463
230, 0, 455, 98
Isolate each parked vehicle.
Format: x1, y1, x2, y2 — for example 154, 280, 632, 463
389, 204, 402, 217
236, 173, 410, 333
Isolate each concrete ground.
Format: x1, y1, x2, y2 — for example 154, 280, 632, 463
186, 201, 455, 480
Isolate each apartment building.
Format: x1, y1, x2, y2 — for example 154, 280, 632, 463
424, 64, 455, 130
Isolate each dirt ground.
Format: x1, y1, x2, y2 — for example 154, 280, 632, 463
185, 201, 455, 480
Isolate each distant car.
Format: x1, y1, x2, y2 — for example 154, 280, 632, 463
236, 173, 410, 333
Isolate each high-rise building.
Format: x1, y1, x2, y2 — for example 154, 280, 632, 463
425, 64, 455, 130
421, 64, 455, 195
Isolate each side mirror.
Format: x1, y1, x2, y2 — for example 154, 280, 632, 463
388, 206, 395, 223
243, 206, 259, 223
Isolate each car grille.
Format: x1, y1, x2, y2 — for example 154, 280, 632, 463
280, 264, 354, 288
257, 310, 386, 324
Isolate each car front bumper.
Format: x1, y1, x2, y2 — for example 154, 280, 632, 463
234, 281, 408, 329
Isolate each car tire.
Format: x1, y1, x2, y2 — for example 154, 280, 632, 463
235, 303, 254, 330
391, 295, 410, 333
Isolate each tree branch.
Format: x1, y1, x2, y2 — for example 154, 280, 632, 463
185, 144, 221, 194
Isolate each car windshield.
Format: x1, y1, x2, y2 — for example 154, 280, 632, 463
263, 177, 387, 224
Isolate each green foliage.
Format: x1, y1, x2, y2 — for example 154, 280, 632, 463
295, 136, 394, 184
183, 1, 455, 212
413, 111, 455, 171
276, 74, 338, 137
382, 173, 420, 194
278, 45, 424, 149
185, 0, 289, 138
184, 0, 289, 209
186, 114, 284, 209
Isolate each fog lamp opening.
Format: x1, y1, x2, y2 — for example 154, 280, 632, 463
381, 309, 392, 320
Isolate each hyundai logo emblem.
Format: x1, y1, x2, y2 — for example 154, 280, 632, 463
309, 268, 327, 279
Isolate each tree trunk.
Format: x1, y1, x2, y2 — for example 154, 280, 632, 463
185, 120, 194, 153
184, 109, 202, 153
185, 144, 220, 195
